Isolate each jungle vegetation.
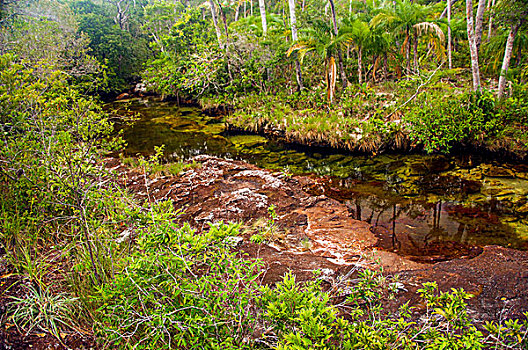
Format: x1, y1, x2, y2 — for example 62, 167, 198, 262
1, 0, 528, 348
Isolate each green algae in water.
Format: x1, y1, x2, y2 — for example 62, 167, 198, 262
227, 135, 268, 148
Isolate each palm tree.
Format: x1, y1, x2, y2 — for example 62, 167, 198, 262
287, 20, 340, 102
371, 0, 444, 75
341, 18, 371, 84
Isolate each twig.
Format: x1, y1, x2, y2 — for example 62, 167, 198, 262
385, 61, 445, 120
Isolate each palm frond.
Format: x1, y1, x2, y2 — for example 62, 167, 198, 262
370, 12, 397, 28
414, 22, 445, 43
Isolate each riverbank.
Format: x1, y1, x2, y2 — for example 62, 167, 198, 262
204, 80, 528, 160
3, 150, 528, 348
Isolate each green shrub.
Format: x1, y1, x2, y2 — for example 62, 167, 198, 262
96, 221, 263, 349
404, 90, 503, 153
258, 271, 527, 350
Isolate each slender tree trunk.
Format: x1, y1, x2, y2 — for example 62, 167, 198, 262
447, 0, 452, 68
216, 0, 233, 81
302, 0, 305, 12
288, 0, 304, 90
258, 0, 267, 35
282, 4, 287, 30
440, 0, 456, 18
358, 46, 363, 84
498, 20, 523, 98
337, 50, 347, 88
487, 0, 496, 42
329, 0, 348, 88
466, 0, 481, 91
413, 30, 418, 73
327, 56, 337, 103
250, 0, 253, 16
209, 0, 224, 49
235, 2, 240, 21
383, 52, 388, 81
244, 0, 247, 18
406, 27, 411, 75
474, 0, 487, 51
516, 42, 522, 67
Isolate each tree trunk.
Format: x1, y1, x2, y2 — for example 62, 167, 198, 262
516, 41, 522, 67
258, 0, 267, 35
466, 0, 481, 91
487, 0, 496, 42
447, 0, 452, 68
329, 0, 348, 88
358, 46, 363, 84
498, 20, 523, 98
405, 27, 411, 75
327, 56, 337, 103
337, 49, 347, 88
413, 30, 418, 73
474, 0, 487, 52
209, 0, 224, 49
288, 0, 304, 90
383, 52, 388, 81
235, 2, 240, 21
216, 0, 233, 81
440, 0, 456, 18
244, 0, 246, 18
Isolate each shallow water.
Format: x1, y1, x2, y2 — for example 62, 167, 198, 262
111, 98, 528, 260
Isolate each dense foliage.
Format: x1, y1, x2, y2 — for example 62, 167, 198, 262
2, 0, 528, 348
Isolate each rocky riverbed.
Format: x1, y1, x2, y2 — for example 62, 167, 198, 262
107, 155, 528, 322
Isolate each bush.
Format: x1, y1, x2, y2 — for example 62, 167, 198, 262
404, 90, 503, 153
96, 221, 263, 349
259, 271, 528, 350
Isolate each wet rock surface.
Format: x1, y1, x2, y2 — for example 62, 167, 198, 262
107, 155, 528, 320
394, 246, 528, 321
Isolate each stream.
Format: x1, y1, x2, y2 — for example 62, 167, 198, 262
110, 98, 528, 261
